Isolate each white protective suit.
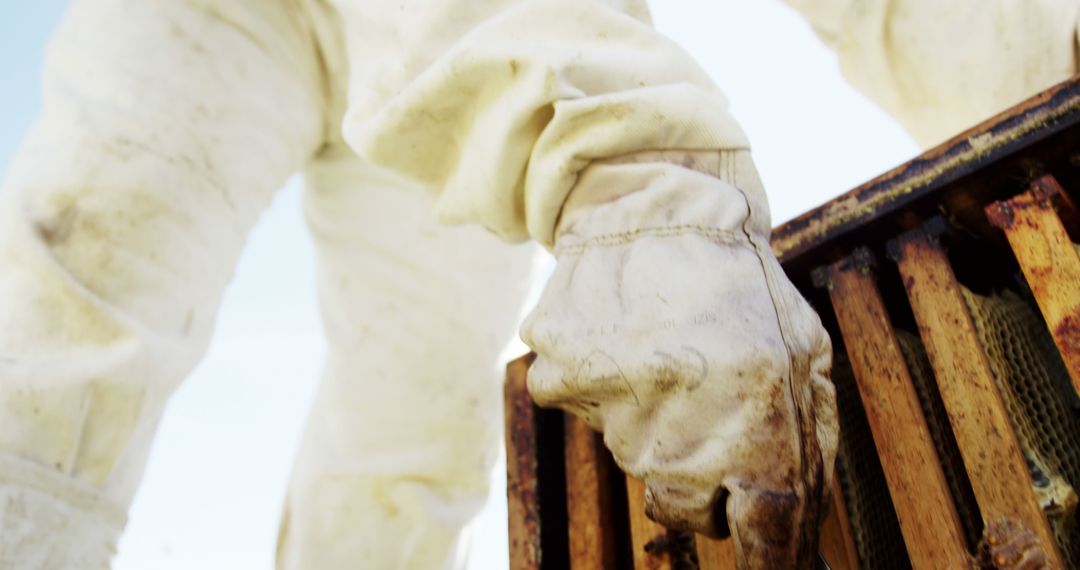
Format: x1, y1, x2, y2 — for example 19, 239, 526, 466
0, 0, 1077, 568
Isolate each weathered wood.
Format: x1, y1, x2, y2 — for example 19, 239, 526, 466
818, 477, 859, 570
892, 229, 1066, 568
696, 537, 737, 569
822, 251, 972, 569
625, 475, 673, 570
773, 77, 1080, 267
986, 175, 1080, 398
505, 353, 541, 570
563, 414, 617, 569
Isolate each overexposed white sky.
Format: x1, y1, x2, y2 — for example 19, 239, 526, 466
0, 2, 918, 569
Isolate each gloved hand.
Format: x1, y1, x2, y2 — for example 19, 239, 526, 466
521, 150, 839, 568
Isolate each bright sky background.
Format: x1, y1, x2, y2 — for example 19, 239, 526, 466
0, 2, 919, 569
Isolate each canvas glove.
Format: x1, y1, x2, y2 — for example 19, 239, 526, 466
521, 151, 839, 568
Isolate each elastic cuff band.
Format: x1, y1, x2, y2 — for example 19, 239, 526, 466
0, 452, 125, 528
0, 453, 124, 569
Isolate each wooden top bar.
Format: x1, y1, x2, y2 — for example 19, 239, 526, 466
772, 77, 1080, 275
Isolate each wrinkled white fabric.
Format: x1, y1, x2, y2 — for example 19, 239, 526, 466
0, 1, 541, 569
784, 0, 1080, 147
0, 454, 124, 569
335, 12, 836, 562
522, 151, 838, 567
1, 0, 1075, 568
278, 149, 542, 569
343, 0, 748, 246
0, 1, 324, 565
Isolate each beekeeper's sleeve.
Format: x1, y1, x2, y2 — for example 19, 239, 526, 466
343, 1, 839, 564
0, 0, 325, 565
783, 0, 1080, 146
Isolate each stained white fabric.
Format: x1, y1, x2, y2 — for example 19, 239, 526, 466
0, 1, 324, 565
0, 0, 1077, 568
277, 149, 542, 569
345, 0, 748, 246
0, 1, 540, 568
0, 454, 124, 569
783, 0, 1080, 147
522, 151, 838, 567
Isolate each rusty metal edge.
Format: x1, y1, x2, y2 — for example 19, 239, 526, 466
771, 76, 1080, 263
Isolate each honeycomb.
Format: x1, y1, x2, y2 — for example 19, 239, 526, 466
613, 279, 1080, 569
895, 331, 984, 550
832, 352, 913, 570
961, 287, 1080, 567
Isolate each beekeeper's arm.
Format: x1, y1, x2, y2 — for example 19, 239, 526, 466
343, 1, 837, 566
0, 0, 324, 565
783, 0, 1080, 147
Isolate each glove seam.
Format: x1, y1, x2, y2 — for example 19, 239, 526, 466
553, 224, 750, 255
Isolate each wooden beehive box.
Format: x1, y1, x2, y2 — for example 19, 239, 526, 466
506, 77, 1080, 570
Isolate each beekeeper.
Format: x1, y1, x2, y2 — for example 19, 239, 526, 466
0, 0, 1075, 568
